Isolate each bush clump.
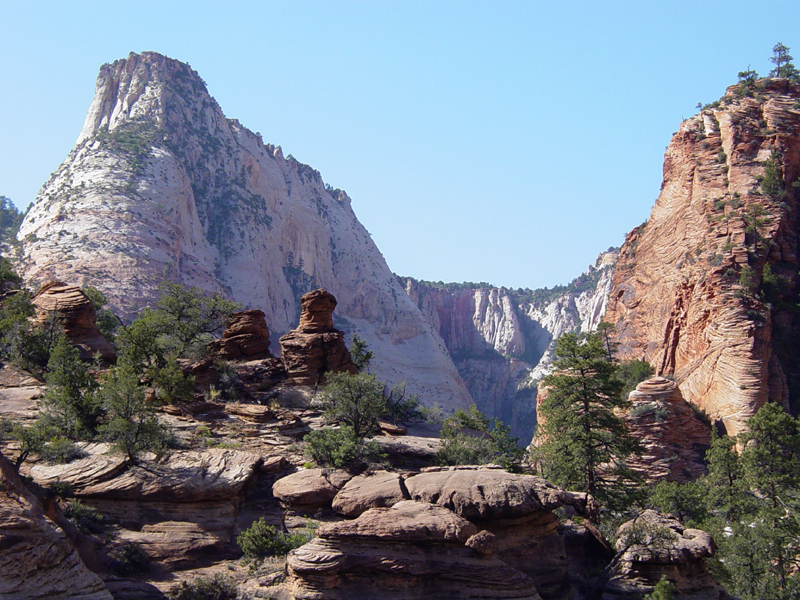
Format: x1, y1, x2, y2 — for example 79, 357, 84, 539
63, 500, 102, 534
237, 517, 313, 558
304, 426, 383, 468
168, 573, 239, 600
114, 543, 150, 575
436, 404, 523, 469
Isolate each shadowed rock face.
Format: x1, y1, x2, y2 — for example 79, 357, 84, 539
279, 289, 358, 385
0, 449, 113, 600
31, 281, 116, 362
605, 79, 800, 435
624, 377, 712, 483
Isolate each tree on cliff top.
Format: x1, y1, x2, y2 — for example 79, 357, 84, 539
770, 43, 800, 80
532, 330, 642, 513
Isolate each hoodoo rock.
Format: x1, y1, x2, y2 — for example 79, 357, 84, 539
279, 289, 358, 385
623, 377, 712, 483
208, 309, 272, 359
31, 281, 116, 362
605, 79, 800, 435
0, 449, 113, 600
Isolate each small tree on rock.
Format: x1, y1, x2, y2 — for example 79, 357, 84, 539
770, 43, 800, 80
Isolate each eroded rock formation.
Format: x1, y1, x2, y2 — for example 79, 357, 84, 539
31, 281, 116, 362
624, 377, 712, 482
208, 309, 271, 359
605, 510, 728, 600
279, 289, 358, 385
287, 466, 598, 600
18, 51, 470, 412
0, 449, 113, 600
605, 79, 800, 435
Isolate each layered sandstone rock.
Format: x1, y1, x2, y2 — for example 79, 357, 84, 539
272, 468, 352, 510
287, 467, 598, 600
0, 449, 113, 600
623, 377, 712, 483
19, 51, 470, 413
604, 510, 728, 600
31, 281, 116, 362
279, 289, 358, 385
287, 500, 543, 600
605, 79, 800, 436
208, 309, 271, 359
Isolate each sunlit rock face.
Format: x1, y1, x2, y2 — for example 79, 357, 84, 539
402, 251, 617, 442
18, 51, 470, 412
605, 79, 800, 436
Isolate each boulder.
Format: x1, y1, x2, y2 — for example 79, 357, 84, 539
0, 449, 113, 600
279, 289, 357, 385
31, 281, 116, 362
208, 309, 272, 359
331, 470, 408, 517
604, 510, 727, 599
272, 468, 352, 509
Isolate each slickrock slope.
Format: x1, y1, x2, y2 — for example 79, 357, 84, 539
403, 251, 617, 441
0, 449, 113, 600
606, 79, 800, 435
18, 51, 470, 411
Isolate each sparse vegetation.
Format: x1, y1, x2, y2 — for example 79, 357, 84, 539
237, 517, 314, 558
304, 426, 383, 468
168, 573, 239, 600
436, 404, 523, 469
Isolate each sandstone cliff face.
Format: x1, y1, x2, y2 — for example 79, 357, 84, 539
18, 52, 470, 411
403, 251, 617, 441
605, 79, 800, 436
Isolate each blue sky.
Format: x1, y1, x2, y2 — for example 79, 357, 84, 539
2, 1, 799, 289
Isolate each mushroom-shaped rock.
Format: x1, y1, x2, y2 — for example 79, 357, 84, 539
31, 281, 116, 362
272, 468, 352, 509
331, 470, 407, 517
405, 467, 595, 520
208, 309, 271, 359
279, 289, 357, 385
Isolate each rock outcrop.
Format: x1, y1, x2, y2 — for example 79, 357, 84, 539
208, 309, 271, 359
605, 79, 800, 435
18, 51, 471, 412
604, 510, 728, 600
288, 466, 598, 600
0, 449, 113, 600
624, 377, 712, 483
403, 251, 617, 442
279, 289, 358, 385
31, 281, 116, 362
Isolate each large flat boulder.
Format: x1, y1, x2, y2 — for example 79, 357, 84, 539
331, 470, 407, 517
272, 468, 351, 509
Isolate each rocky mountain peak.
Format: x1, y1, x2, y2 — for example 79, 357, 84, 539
18, 52, 471, 412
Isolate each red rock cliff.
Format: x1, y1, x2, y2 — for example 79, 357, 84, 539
605, 79, 800, 436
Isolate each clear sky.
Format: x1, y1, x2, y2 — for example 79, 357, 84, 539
2, 1, 799, 289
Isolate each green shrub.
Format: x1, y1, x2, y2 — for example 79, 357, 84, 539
114, 543, 150, 575
436, 404, 523, 468
629, 402, 670, 422
39, 437, 86, 464
617, 359, 654, 398
314, 372, 387, 437
644, 576, 675, 600
63, 500, 102, 534
50, 480, 74, 498
168, 573, 239, 600
237, 517, 313, 558
304, 426, 383, 468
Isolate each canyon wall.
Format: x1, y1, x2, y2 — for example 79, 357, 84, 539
403, 251, 617, 441
605, 78, 800, 436
17, 52, 471, 411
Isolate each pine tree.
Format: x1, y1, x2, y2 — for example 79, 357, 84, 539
532, 331, 641, 512
770, 43, 800, 80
